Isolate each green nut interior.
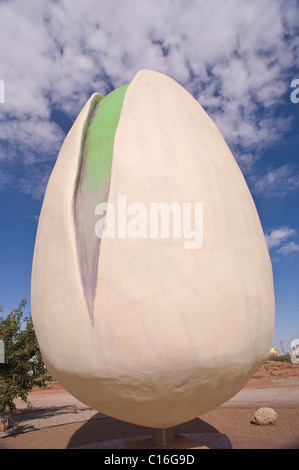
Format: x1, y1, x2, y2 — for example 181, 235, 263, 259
75, 83, 129, 322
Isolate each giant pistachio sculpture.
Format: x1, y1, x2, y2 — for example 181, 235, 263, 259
31, 70, 275, 428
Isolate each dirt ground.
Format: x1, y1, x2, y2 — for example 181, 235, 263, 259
1, 361, 298, 450
249, 360, 299, 383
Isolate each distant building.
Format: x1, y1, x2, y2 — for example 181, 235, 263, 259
291, 343, 299, 363
290, 339, 299, 363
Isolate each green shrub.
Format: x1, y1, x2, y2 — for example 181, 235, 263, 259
267, 353, 291, 363
0, 299, 52, 412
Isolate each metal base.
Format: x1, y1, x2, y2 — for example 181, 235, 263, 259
121, 428, 208, 449
152, 427, 174, 446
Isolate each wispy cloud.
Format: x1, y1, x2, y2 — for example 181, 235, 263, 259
277, 241, 299, 256
265, 226, 299, 258
0, 0, 298, 199
265, 226, 296, 249
17, 166, 53, 200
0, 167, 12, 191
252, 164, 299, 198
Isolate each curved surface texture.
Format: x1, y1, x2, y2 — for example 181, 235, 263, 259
31, 70, 275, 428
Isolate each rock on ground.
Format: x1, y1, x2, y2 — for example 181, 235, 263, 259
252, 407, 278, 426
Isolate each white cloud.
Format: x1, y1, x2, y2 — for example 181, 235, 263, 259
235, 153, 258, 175
265, 226, 296, 250
252, 164, 299, 197
0, 118, 65, 163
277, 241, 299, 256
0, 0, 298, 198
17, 172, 51, 200
265, 226, 299, 258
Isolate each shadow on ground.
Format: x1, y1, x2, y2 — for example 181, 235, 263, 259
67, 415, 232, 449
1, 406, 83, 437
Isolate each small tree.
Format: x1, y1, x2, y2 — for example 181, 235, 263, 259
0, 299, 52, 412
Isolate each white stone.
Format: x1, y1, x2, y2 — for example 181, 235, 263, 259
252, 407, 278, 425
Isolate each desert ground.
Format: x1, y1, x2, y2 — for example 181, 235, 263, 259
0, 360, 298, 449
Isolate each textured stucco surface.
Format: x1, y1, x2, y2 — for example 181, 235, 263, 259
31, 70, 275, 428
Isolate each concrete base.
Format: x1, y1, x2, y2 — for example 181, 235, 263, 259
71, 432, 296, 449
122, 432, 209, 449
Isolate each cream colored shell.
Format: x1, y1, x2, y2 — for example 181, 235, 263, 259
31, 70, 275, 428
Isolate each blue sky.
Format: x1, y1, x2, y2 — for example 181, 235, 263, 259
0, 0, 298, 353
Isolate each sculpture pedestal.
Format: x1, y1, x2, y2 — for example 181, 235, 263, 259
122, 427, 209, 449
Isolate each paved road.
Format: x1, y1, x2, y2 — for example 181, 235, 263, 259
222, 377, 299, 408
14, 391, 89, 411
